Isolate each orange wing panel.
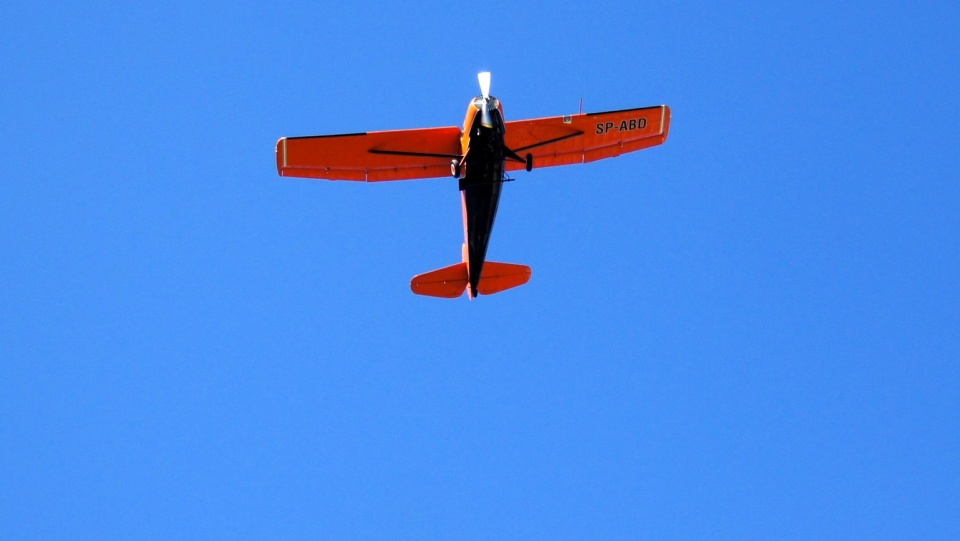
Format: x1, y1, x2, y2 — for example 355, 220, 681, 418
504, 105, 670, 171
277, 126, 462, 182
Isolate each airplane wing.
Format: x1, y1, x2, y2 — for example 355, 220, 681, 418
276, 126, 462, 182
503, 105, 670, 171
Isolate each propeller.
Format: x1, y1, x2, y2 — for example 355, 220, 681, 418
478, 71, 491, 99
478, 71, 493, 128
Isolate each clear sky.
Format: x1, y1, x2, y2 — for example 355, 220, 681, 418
2, 1, 958, 539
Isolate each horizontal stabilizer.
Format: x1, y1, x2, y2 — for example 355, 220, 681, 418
411, 261, 532, 298
477, 262, 532, 295
410, 263, 468, 298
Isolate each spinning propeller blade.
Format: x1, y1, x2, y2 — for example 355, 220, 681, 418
478, 71, 491, 99
478, 71, 493, 127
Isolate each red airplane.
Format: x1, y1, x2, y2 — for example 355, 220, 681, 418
276, 73, 670, 299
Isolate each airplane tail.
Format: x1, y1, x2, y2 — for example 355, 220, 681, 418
411, 262, 531, 298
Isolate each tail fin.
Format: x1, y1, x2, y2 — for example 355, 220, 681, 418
410, 261, 531, 298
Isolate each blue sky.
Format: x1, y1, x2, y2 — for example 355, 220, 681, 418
2, 1, 958, 539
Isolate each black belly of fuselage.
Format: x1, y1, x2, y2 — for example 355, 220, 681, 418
459, 113, 506, 296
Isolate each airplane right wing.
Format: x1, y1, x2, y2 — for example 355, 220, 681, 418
503, 105, 670, 171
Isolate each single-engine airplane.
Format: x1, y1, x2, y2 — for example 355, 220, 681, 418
276, 72, 670, 299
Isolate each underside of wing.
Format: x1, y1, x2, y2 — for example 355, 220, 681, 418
503, 105, 670, 171
277, 126, 462, 182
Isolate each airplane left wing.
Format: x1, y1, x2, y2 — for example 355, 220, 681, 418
277, 126, 462, 182
504, 105, 670, 171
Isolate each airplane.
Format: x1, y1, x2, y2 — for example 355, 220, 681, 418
276, 72, 671, 299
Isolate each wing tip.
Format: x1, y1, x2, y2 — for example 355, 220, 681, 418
660, 105, 671, 143
275, 137, 287, 176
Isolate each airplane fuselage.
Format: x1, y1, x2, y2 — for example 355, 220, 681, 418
458, 97, 507, 298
